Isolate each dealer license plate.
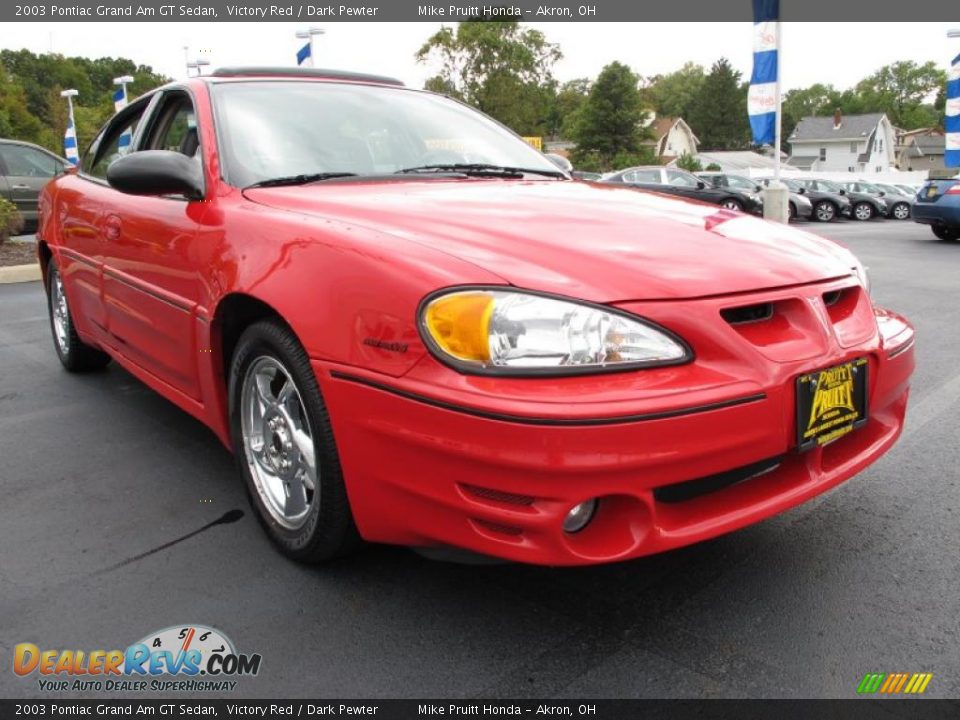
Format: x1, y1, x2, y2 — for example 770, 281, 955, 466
796, 358, 868, 451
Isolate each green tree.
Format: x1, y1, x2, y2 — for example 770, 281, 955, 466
675, 152, 702, 172
782, 83, 844, 141
854, 61, 946, 128
569, 61, 654, 171
644, 62, 706, 121
688, 58, 751, 150
547, 77, 590, 138
415, 19, 562, 136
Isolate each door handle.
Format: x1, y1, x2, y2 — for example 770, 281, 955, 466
103, 215, 122, 241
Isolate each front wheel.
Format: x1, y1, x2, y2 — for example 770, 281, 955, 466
853, 202, 874, 221
788, 202, 797, 220
46, 260, 111, 372
229, 319, 360, 563
814, 201, 836, 222
720, 198, 743, 211
891, 203, 911, 220
932, 225, 960, 242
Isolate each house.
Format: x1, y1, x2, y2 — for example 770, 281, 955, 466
787, 111, 896, 173
641, 115, 700, 164
896, 129, 946, 173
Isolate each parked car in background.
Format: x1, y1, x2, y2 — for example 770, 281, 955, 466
572, 170, 602, 181
798, 178, 887, 221
913, 175, 960, 241
895, 183, 922, 197
0, 139, 70, 231
760, 177, 850, 223
700, 172, 812, 220
843, 180, 912, 220
601, 166, 763, 213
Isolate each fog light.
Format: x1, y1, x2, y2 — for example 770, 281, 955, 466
563, 499, 597, 534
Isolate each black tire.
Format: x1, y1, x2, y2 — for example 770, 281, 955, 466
720, 198, 743, 211
46, 260, 111, 372
788, 202, 797, 220
814, 201, 836, 222
853, 202, 874, 221
891, 202, 911, 220
932, 225, 960, 242
228, 319, 361, 563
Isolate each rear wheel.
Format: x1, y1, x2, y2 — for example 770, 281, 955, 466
720, 198, 743, 211
891, 203, 911, 220
788, 202, 797, 220
46, 260, 111, 372
229, 319, 360, 563
814, 201, 836, 222
853, 202, 874, 221
932, 225, 960, 241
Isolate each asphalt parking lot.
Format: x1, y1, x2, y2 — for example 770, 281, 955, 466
1, 218, 959, 701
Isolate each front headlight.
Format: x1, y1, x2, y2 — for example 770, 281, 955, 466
419, 288, 691, 375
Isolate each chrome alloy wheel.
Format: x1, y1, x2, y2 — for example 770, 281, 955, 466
240, 356, 318, 530
815, 202, 835, 222
892, 203, 910, 220
51, 270, 70, 356
854, 203, 873, 221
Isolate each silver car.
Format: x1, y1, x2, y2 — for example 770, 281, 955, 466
0, 139, 70, 230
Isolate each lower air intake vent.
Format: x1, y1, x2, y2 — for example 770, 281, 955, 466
654, 456, 784, 504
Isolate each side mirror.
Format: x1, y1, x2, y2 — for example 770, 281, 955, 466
878, 191, 886, 197
755, 185, 762, 192
696, 180, 706, 189
106, 150, 203, 200
543, 153, 573, 173
798, 187, 806, 194
839, 189, 846, 195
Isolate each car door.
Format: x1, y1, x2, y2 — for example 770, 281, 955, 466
665, 170, 706, 201
100, 88, 208, 401
0, 143, 64, 225
57, 99, 152, 343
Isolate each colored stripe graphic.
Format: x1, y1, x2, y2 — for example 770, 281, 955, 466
857, 672, 932, 695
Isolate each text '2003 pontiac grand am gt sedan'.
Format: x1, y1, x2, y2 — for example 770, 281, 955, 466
37, 68, 916, 566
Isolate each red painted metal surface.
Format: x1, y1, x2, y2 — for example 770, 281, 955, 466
37, 75, 916, 564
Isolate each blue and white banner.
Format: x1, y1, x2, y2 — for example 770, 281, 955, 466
748, 0, 779, 146
113, 86, 132, 153
63, 108, 78, 166
296, 42, 311, 67
946, 52, 960, 168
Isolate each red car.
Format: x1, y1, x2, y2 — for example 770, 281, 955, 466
37, 68, 916, 565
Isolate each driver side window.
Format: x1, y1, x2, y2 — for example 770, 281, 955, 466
85, 100, 150, 180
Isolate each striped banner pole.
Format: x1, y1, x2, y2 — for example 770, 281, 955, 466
946, 51, 959, 168
60, 88, 79, 166
748, 0, 780, 161
113, 75, 134, 154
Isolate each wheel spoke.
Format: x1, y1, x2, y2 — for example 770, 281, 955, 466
284, 479, 308, 517
291, 425, 316, 473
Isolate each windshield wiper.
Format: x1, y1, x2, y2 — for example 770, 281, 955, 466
395, 163, 566, 179
244, 172, 358, 189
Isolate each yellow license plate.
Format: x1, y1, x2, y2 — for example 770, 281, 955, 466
796, 358, 868, 451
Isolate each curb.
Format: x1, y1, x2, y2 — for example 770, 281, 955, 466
0, 264, 41, 284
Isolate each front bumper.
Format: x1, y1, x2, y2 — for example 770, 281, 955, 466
318, 289, 915, 566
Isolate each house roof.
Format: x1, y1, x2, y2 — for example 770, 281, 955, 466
907, 134, 946, 156
643, 116, 700, 144
789, 113, 886, 142
787, 155, 818, 169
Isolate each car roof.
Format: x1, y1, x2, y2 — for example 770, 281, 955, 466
0, 138, 68, 161
206, 66, 405, 87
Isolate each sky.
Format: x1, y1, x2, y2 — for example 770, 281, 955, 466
7, 21, 959, 93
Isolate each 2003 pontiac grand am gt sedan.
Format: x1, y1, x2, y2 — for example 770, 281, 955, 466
37, 68, 916, 565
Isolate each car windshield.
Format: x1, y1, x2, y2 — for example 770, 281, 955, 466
815, 179, 845, 192
858, 182, 883, 193
781, 179, 803, 191
726, 175, 757, 191
211, 80, 561, 187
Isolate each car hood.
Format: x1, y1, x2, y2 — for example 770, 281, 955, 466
244, 179, 856, 302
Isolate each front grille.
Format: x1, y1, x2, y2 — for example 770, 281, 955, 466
653, 456, 784, 504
